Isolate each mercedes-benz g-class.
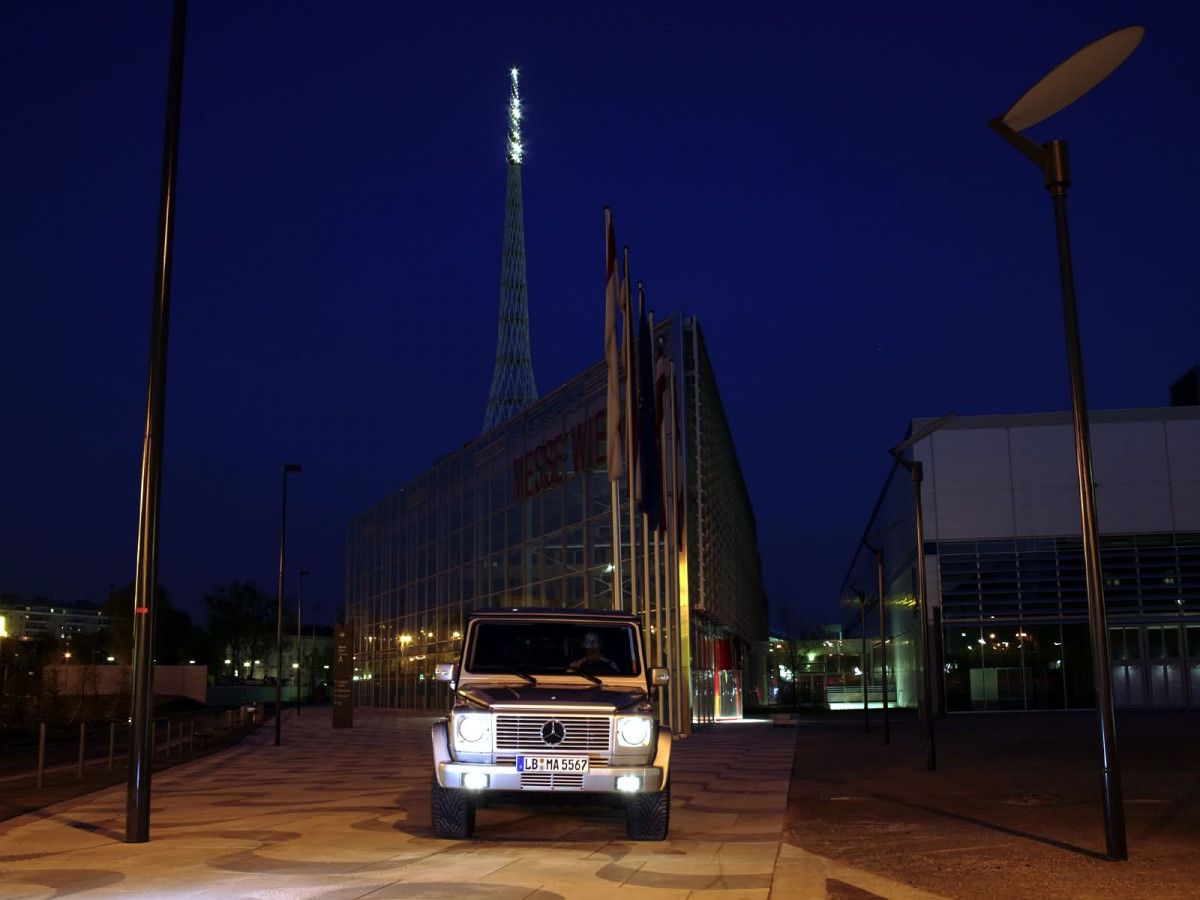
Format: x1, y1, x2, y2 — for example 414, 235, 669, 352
430, 608, 672, 840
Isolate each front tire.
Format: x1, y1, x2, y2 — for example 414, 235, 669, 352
431, 778, 476, 839
625, 782, 670, 841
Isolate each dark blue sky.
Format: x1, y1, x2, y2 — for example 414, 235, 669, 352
3, 2, 1197, 632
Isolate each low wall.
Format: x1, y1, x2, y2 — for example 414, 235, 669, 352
43, 664, 208, 705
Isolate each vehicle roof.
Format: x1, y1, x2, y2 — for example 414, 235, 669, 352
466, 607, 640, 623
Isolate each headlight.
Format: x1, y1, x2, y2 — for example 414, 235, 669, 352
454, 713, 492, 751
616, 716, 653, 748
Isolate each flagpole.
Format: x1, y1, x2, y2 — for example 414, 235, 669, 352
639, 297, 653, 667
652, 333, 666, 725
664, 355, 678, 731
604, 209, 624, 612
609, 480, 622, 610
622, 247, 638, 621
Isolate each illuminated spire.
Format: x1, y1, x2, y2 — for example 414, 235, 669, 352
507, 67, 523, 164
483, 67, 537, 433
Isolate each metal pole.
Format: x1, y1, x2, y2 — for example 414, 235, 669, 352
78, 723, 86, 778
912, 462, 936, 770
876, 549, 889, 746
127, 0, 187, 844
36, 723, 46, 788
311, 607, 318, 703
297, 571, 308, 715
276, 464, 300, 745
109, 721, 115, 771
1045, 139, 1126, 860
934, 607, 948, 719
610, 480, 623, 611
856, 591, 869, 733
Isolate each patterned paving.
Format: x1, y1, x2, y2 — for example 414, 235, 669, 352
0, 709, 797, 899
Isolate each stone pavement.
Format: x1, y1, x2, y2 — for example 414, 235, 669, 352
0, 707, 877, 900
783, 711, 1200, 900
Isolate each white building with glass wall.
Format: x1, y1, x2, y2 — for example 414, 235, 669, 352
842, 404, 1200, 713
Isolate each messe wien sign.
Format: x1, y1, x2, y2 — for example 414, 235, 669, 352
513, 409, 609, 503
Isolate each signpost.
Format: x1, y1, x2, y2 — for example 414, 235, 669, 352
333, 621, 353, 729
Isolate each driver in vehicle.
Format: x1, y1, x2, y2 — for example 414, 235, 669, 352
569, 631, 620, 675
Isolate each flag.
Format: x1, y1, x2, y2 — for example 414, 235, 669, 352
604, 209, 624, 481
621, 248, 637, 495
635, 296, 662, 531
654, 337, 669, 533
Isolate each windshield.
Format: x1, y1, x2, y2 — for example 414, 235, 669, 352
466, 621, 641, 678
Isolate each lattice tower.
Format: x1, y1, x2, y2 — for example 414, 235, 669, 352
482, 67, 538, 434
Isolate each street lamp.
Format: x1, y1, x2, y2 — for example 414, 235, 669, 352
275, 463, 301, 746
296, 569, 310, 715
988, 25, 1143, 861
890, 413, 955, 772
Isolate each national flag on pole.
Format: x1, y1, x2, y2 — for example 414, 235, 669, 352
604, 209, 624, 481
621, 248, 637, 494
635, 297, 662, 531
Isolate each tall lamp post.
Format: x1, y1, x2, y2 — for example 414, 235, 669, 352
276, 464, 302, 746
890, 413, 955, 772
296, 569, 310, 714
126, 0, 188, 846
988, 25, 1143, 861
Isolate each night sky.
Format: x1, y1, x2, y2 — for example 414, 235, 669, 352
4, 2, 1198, 634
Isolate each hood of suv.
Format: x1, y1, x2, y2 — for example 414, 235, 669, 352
457, 682, 648, 712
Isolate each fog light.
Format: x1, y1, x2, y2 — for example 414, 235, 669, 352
616, 775, 641, 792
462, 772, 489, 790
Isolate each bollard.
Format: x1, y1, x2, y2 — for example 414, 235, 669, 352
188, 719, 194, 752
151, 720, 157, 763
78, 723, 86, 778
109, 721, 115, 771
167, 720, 173, 757
36, 722, 46, 788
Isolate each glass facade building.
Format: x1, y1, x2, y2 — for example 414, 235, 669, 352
841, 407, 1200, 713
346, 315, 768, 723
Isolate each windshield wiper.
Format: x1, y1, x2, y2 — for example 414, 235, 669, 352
502, 667, 537, 685
564, 665, 603, 685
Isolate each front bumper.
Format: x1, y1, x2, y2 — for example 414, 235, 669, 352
432, 722, 671, 793
437, 761, 666, 793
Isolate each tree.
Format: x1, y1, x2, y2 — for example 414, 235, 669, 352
205, 582, 274, 680
102, 583, 208, 666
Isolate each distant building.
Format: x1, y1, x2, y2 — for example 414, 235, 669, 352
0, 600, 109, 641
843, 404, 1200, 713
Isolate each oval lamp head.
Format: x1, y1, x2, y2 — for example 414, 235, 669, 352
1001, 25, 1144, 131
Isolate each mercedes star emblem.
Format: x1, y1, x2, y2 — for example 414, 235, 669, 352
541, 719, 566, 746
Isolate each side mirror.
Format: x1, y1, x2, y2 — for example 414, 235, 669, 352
649, 667, 670, 685
435, 663, 455, 682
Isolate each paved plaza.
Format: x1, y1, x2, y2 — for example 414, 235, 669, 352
0, 708, 861, 900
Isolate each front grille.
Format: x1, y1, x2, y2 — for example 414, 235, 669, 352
521, 771, 585, 790
494, 715, 611, 753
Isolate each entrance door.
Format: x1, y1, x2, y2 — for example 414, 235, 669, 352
1188, 626, 1200, 709
1146, 625, 1185, 708
1109, 627, 1144, 708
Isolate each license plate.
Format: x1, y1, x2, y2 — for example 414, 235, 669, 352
517, 755, 590, 774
